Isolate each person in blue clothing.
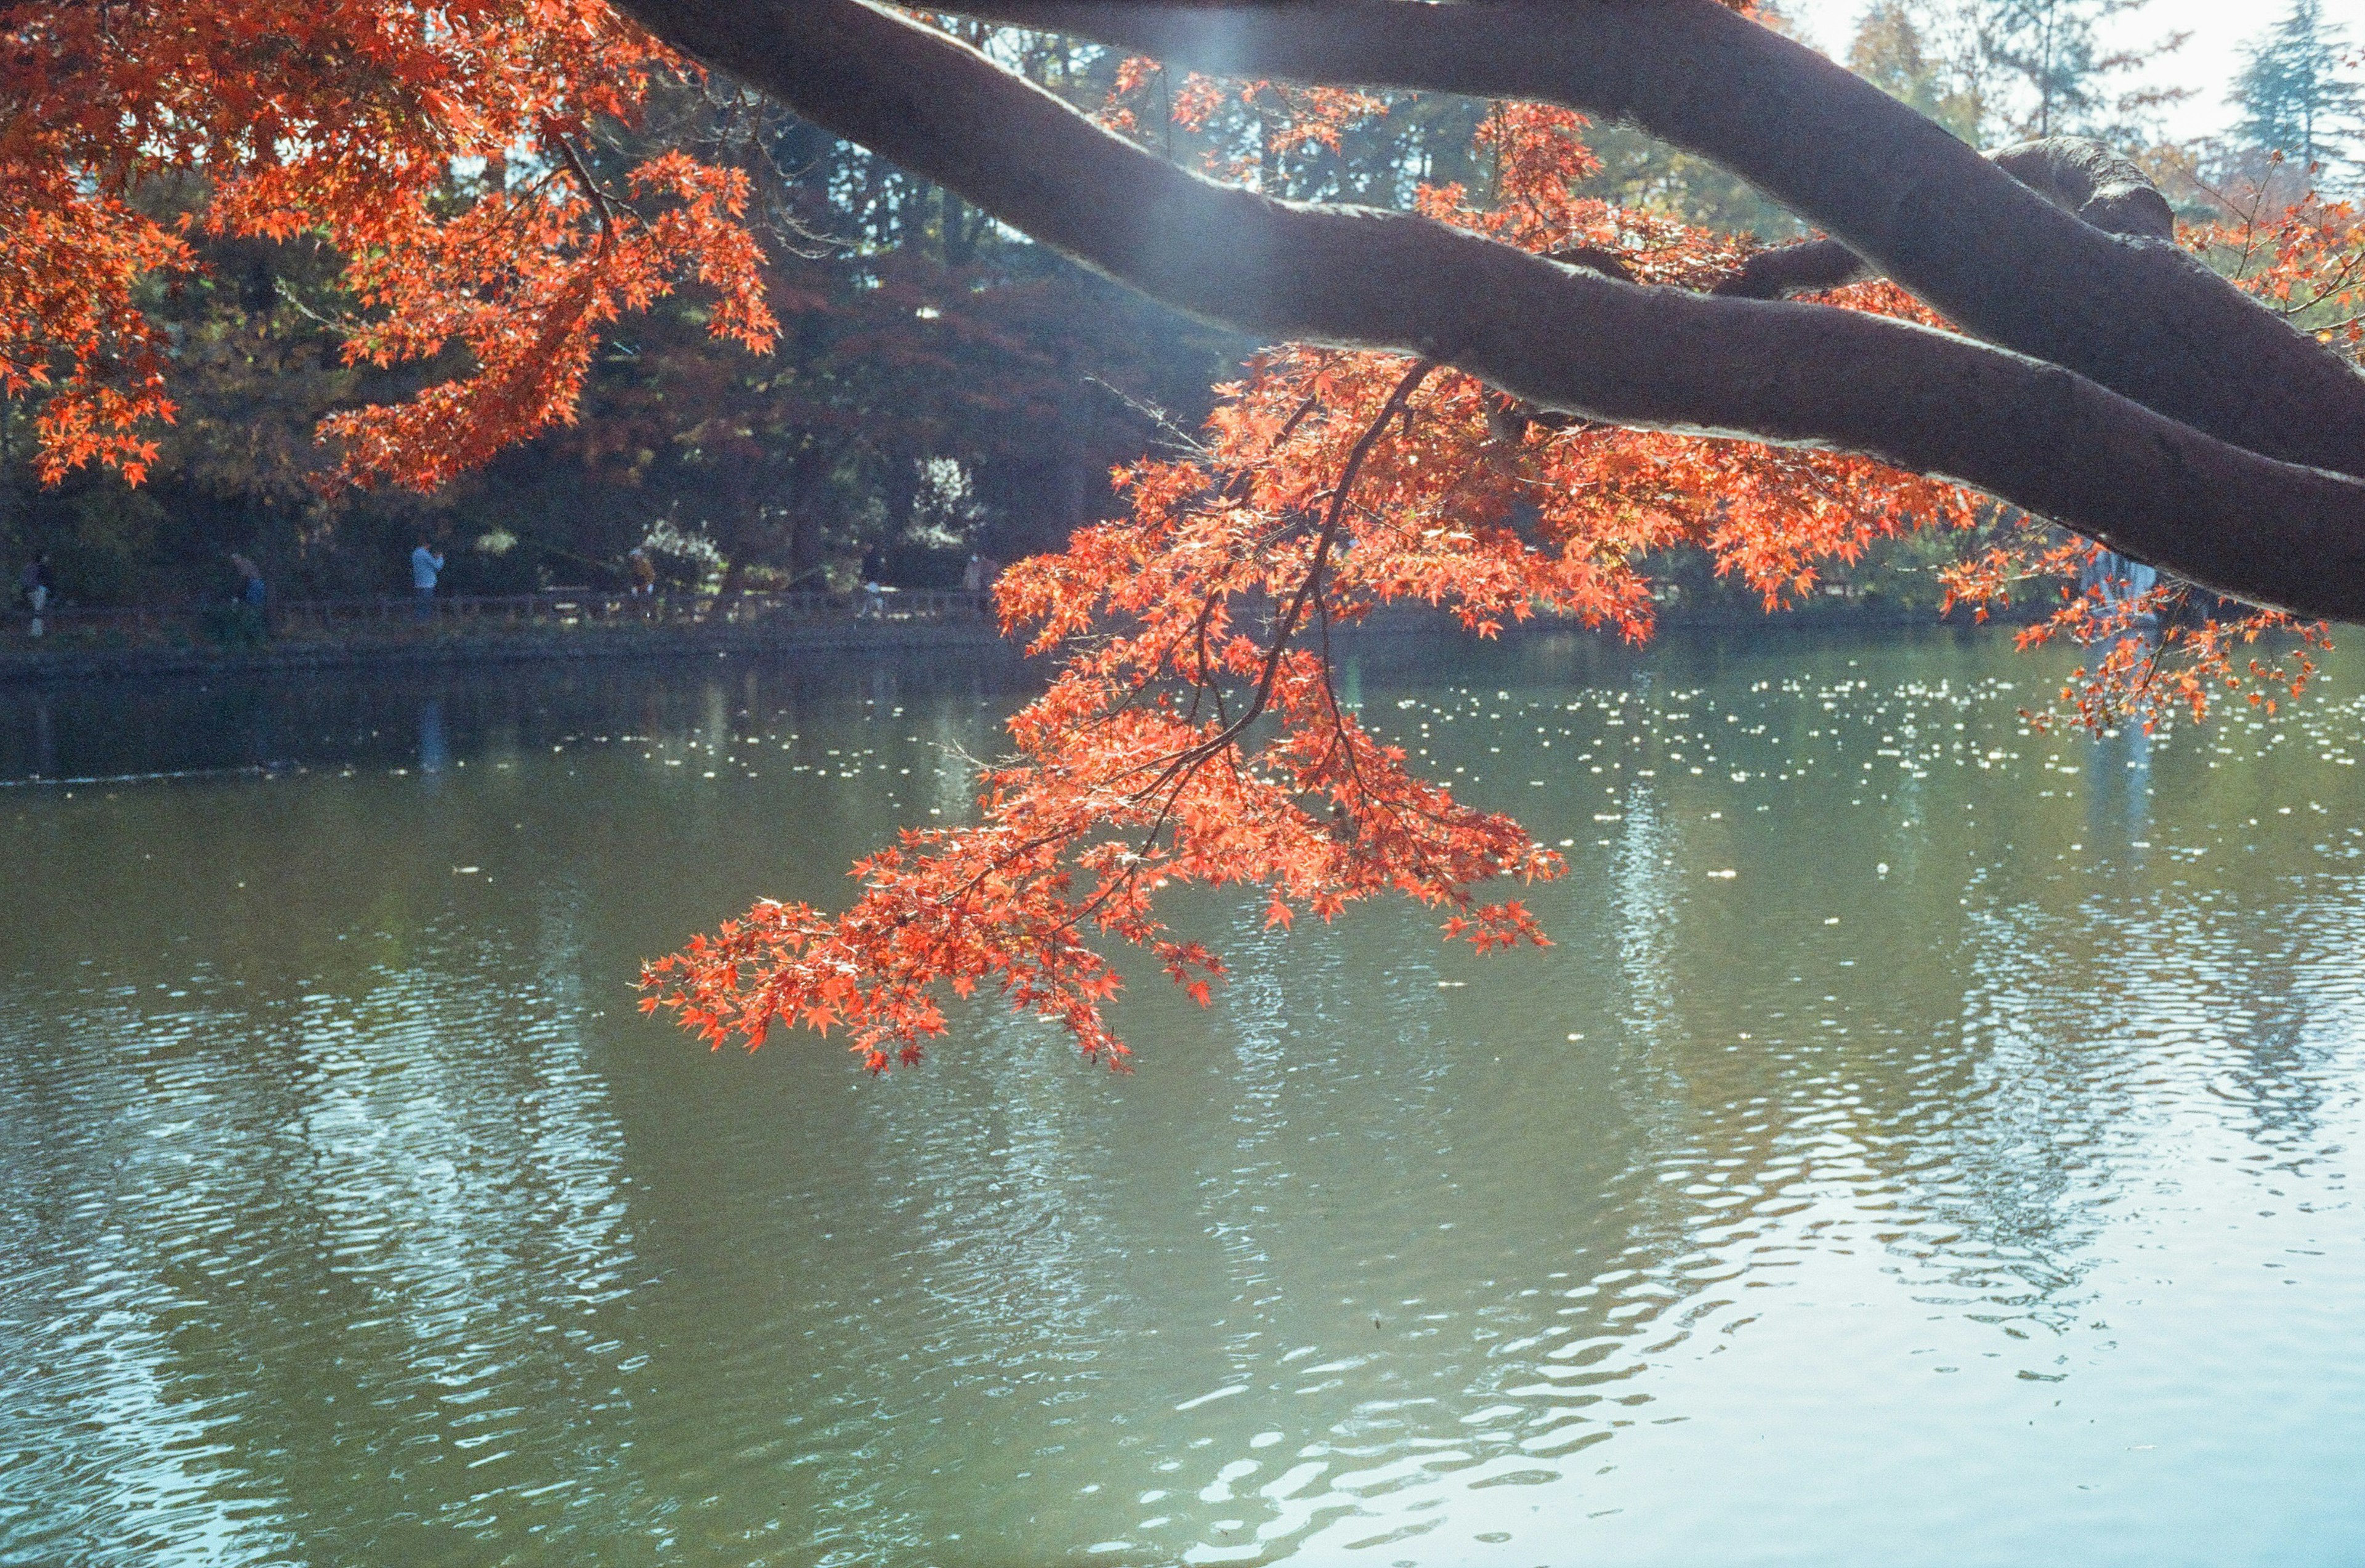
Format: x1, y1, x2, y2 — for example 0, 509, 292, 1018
411, 538, 445, 619
18, 554, 51, 637
231, 552, 266, 607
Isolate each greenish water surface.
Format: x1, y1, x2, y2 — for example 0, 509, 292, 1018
2, 629, 2362, 1566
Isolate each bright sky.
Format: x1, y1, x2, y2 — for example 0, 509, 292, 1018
1775, 0, 2311, 145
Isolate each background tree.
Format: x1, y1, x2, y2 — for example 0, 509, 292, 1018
1895, 0, 2187, 147
0, 44, 1239, 602
1847, 2, 1981, 142
2231, 0, 2364, 178
5, 212, 455, 603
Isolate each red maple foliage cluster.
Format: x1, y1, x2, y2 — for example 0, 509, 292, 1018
641, 94, 2358, 1069
0, 0, 772, 489
637, 100, 2034, 1072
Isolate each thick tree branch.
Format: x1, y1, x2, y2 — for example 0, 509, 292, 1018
1717, 137, 2173, 300
876, 0, 2365, 482
1987, 140, 2176, 242
612, 0, 2365, 618
1712, 237, 1872, 301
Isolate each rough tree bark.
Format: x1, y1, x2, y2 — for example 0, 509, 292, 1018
612, 0, 2365, 619
1717, 139, 2175, 299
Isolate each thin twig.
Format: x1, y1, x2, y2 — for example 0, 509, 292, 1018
550, 131, 621, 246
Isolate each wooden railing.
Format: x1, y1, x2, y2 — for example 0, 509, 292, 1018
12, 587, 998, 645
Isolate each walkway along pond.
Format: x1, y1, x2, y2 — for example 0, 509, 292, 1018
1, 586, 2010, 685
1, 588, 1006, 684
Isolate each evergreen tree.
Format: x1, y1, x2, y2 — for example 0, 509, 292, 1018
2232, 0, 2364, 173
1976, 0, 2185, 145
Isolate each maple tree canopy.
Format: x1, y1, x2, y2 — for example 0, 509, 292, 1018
607, 0, 2365, 1066
609, 0, 2365, 621
9, 0, 2363, 1067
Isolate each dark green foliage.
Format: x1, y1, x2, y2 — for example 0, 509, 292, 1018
2232, 1, 2363, 172
199, 602, 270, 647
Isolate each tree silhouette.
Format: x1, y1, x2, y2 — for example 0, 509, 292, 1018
2233, 0, 2364, 174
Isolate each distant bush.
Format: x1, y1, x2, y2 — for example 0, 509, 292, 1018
200, 604, 269, 648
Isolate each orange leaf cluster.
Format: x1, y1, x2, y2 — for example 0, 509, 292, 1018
1941, 535, 2328, 735
641, 102, 1994, 1070
2185, 193, 2364, 353
0, 0, 772, 488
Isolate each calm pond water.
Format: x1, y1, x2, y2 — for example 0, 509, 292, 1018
2, 630, 2363, 1567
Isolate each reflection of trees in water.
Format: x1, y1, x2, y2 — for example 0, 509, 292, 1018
1933, 863, 2365, 1336
2083, 718, 2151, 846
28, 689, 51, 775
0, 645, 1040, 782
2224, 1003, 2325, 1160
0, 887, 649, 1562
1096, 917, 1667, 1559
1932, 906, 2120, 1331
0, 988, 306, 1564
416, 695, 447, 774
2084, 886, 2361, 1162
802, 1011, 1143, 1565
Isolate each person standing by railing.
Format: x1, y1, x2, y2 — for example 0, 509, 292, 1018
18, 554, 51, 637
224, 551, 269, 644
628, 545, 658, 621
410, 538, 445, 621
230, 552, 266, 608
